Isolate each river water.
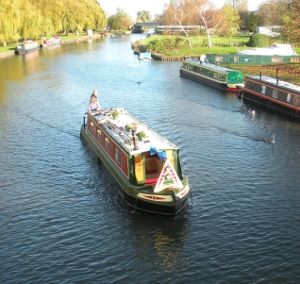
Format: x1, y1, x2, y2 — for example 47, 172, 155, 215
0, 34, 299, 283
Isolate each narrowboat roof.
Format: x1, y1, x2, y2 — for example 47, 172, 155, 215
183, 59, 240, 73
88, 108, 179, 155
246, 75, 300, 94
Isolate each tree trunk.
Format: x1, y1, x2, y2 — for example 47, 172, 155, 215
3, 41, 7, 47
206, 29, 212, 48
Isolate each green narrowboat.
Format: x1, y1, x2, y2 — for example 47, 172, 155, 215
180, 59, 244, 92
205, 54, 300, 65
80, 107, 190, 216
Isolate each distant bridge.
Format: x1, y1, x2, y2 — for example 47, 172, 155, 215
131, 22, 158, 33
131, 24, 203, 34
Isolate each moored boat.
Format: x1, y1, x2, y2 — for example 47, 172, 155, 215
242, 72, 300, 119
180, 59, 244, 92
40, 36, 61, 48
80, 107, 190, 216
205, 53, 300, 65
139, 52, 152, 60
15, 41, 40, 55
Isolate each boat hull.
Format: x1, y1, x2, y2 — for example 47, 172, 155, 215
80, 126, 190, 216
15, 42, 40, 55
180, 68, 242, 92
243, 76, 300, 119
40, 37, 61, 48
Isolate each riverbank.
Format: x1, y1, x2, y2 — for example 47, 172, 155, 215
0, 33, 108, 58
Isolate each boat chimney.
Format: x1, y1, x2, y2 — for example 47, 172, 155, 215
260, 72, 262, 80
83, 114, 86, 130
132, 129, 139, 150
276, 69, 279, 84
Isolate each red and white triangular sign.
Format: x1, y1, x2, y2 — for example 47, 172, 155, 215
154, 159, 183, 193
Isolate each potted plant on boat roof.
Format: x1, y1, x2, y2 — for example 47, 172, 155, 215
125, 123, 132, 132
137, 131, 147, 141
112, 110, 119, 120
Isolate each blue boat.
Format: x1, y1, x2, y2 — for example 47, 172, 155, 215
139, 52, 152, 60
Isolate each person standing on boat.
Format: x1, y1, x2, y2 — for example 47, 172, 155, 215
88, 94, 100, 113
92, 89, 98, 98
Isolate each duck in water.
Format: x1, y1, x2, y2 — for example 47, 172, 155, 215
264, 134, 276, 143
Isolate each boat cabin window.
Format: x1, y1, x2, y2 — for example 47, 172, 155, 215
234, 56, 239, 62
271, 57, 283, 63
104, 137, 110, 153
261, 85, 266, 94
272, 89, 278, 99
291, 58, 300, 63
213, 73, 218, 79
219, 74, 226, 82
96, 130, 102, 143
89, 121, 95, 134
250, 81, 255, 89
286, 93, 291, 102
114, 147, 121, 165
215, 56, 223, 62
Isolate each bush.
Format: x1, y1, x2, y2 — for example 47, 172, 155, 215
248, 33, 270, 47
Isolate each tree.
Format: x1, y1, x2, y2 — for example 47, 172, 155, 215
0, 0, 22, 46
165, 0, 194, 48
19, 1, 43, 40
247, 12, 258, 32
115, 8, 132, 30
191, 0, 221, 48
281, 0, 300, 45
107, 15, 120, 31
256, 1, 282, 26
137, 11, 152, 22
218, 4, 240, 46
0, 0, 106, 45
225, 0, 245, 9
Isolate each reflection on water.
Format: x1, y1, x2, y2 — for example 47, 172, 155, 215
0, 34, 300, 283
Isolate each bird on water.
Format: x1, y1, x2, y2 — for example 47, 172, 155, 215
264, 134, 276, 143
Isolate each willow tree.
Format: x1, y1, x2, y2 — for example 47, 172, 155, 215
0, 0, 22, 46
32, 0, 64, 36
19, 1, 43, 40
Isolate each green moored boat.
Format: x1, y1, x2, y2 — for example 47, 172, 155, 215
180, 59, 244, 92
